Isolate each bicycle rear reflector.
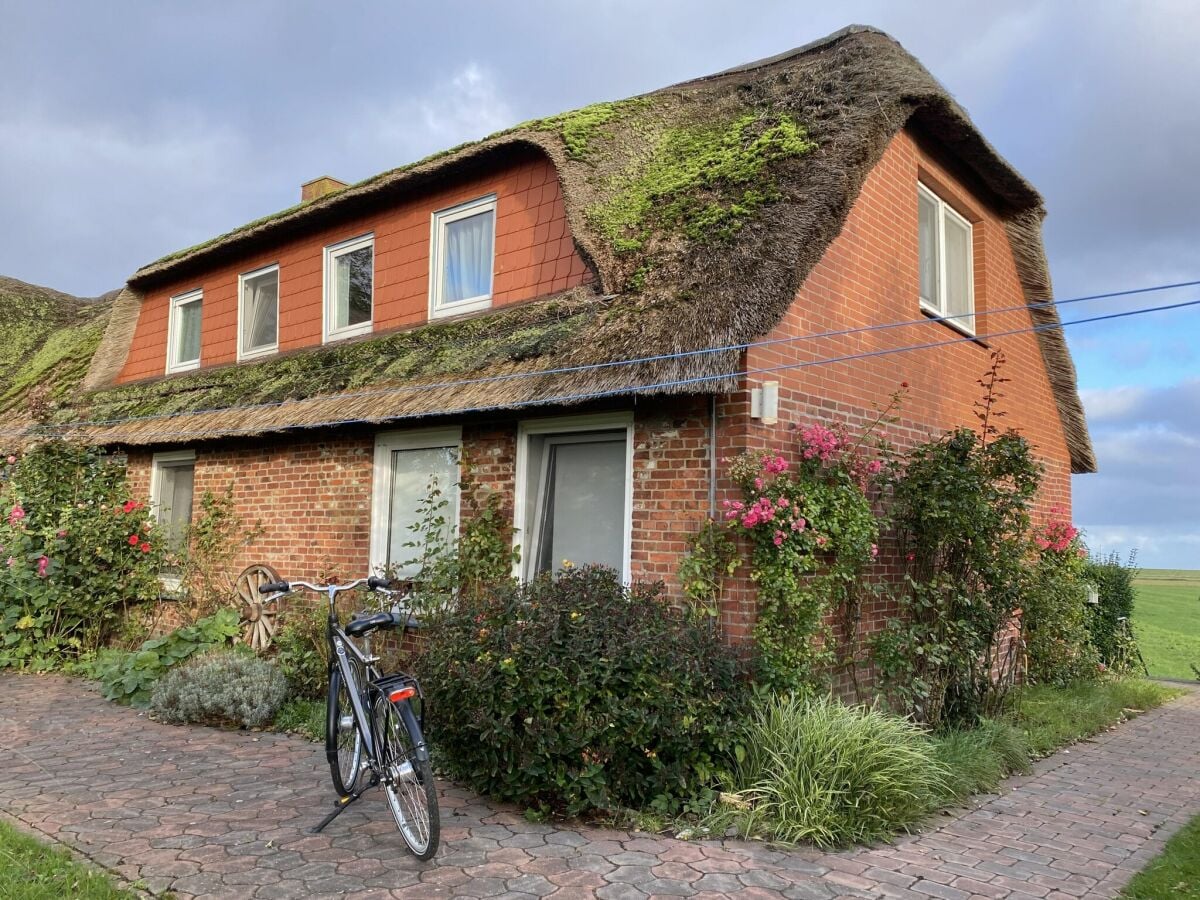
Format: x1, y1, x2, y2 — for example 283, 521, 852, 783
388, 686, 417, 702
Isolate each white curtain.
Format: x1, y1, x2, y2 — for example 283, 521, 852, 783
385, 447, 460, 576
944, 214, 973, 330
918, 192, 939, 308
244, 272, 278, 351
442, 210, 494, 304
177, 300, 202, 364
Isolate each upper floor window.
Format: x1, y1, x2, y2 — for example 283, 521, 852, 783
166, 289, 202, 374
430, 194, 496, 319
324, 233, 374, 342
238, 264, 279, 360
918, 183, 975, 333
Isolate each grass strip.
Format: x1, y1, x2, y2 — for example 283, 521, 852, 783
0, 817, 135, 899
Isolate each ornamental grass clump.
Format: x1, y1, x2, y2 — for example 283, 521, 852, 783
719, 694, 948, 847
150, 649, 288, 729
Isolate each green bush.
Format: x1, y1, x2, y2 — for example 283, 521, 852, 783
1085, 551, 1140, 670
150, 648, 288, 728
1023, 513, 1099, 685
415, 565, 746, 815
89, 609, 240, 707
930, 719, 1031, 801
717, 694, 948, 846
0, 441, 166, 670
273, 603, 329, 699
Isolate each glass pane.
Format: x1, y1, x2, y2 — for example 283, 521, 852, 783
243, 270, 278, 351
158, 464, 194, 550
385, 446, 459, 576
176, 300, 202, 364
944, 214, 973, 330
535, 437, 625, 575
441, 210, 494, 304
918, 192, 940, 309
335, 245, 373, 330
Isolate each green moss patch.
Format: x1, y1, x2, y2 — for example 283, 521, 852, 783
525, 97, 654, 159
66, 296, 600, 424
589, 112, 814, 253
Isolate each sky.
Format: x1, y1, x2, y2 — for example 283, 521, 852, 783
1, 1, 1197, 567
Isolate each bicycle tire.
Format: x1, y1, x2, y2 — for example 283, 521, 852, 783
372, 689, 439, 859
326, 665, 363, 796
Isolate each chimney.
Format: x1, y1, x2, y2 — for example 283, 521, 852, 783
301, 175, 348, 203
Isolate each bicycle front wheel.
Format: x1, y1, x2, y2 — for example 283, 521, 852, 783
326, 666, 363, 796
373, 691, 439, 859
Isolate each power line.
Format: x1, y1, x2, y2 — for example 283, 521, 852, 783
37, 277, 1200, 432
17, 293, 1199, 445
95, 277, 1200, 409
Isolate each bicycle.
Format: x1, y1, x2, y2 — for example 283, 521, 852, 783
258, 575, 439, 859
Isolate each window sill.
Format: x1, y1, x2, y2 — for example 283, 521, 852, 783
237, 344, 279, 363
919, 306, 987, 347
323, 322, 374, 344
430, 295, 494, 321
166, 359, 201, 375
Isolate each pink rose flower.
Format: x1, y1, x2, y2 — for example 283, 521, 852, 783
36, 556, 49, 578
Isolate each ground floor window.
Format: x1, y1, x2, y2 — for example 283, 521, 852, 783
370, 428, 461, 578
150, 450, 196, 550
516, 412, 633, 582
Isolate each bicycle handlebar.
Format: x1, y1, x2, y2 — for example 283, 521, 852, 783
257, 576, 409, 602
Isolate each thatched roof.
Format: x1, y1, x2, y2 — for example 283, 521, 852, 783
66, 25, 1094, 472
0, 277, 112, 435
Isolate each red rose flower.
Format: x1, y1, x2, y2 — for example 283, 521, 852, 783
128, 534, 140, 545
140, 542, 151, 553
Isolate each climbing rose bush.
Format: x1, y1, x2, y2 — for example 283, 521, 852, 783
724, 421, 883, 691
0, 441, 165, 670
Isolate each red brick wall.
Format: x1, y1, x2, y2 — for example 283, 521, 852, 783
119, 150, 594, 382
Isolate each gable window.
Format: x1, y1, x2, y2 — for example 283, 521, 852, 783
370, 428, 461, 579
515, 413, 633, 582
324, 233, 374, 341
238, 264, 279, 360
430, 194, 496, 319
918, 183, 975, 333
166, 289, 202, 373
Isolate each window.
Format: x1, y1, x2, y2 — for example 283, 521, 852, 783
166, 289, 202, 373
150, 449, 196, 558
918, 183, 975, 333
515, 413, 633, 582
238, 264, 279, 360
324, 234, 374, 341
430, 194, 497, 319
370, 428, 462, 578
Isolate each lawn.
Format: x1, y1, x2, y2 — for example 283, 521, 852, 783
0, 817, 135, 899
1133, 569, 1200, 680
1120, 812, 1200, 899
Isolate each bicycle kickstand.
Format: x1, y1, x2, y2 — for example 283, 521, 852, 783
309, 774, 379, 834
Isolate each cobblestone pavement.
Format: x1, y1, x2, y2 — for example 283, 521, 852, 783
1, 676, 1196, 899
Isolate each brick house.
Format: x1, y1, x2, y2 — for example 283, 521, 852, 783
54, 26, 1093, 646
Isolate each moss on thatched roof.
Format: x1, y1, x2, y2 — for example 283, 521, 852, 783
73, 25, 1093, 471
0, 278, 111, 425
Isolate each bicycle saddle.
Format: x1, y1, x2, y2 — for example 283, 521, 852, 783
345, 611, 404, 637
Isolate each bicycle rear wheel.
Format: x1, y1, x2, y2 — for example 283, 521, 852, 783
372, 690, 439, 859
326, 666, 363, 796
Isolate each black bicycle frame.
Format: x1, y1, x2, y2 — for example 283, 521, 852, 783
326, 586, 380, 763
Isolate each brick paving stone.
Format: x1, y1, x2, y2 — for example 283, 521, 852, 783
0, 675, 1197, 899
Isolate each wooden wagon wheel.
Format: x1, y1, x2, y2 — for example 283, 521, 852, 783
234, 563, 282, 651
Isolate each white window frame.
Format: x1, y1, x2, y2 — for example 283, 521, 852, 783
918, 182, 975, 335
165, 289, 203, 374
237, 263, 280, 362
323, 233, 375, 343
513, 411, 634, 583
369, 426, 463, 576
150, 449, 196, 592
429, 194, 497, 320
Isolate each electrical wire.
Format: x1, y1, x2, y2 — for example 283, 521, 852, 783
13, 293, 1198, 444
